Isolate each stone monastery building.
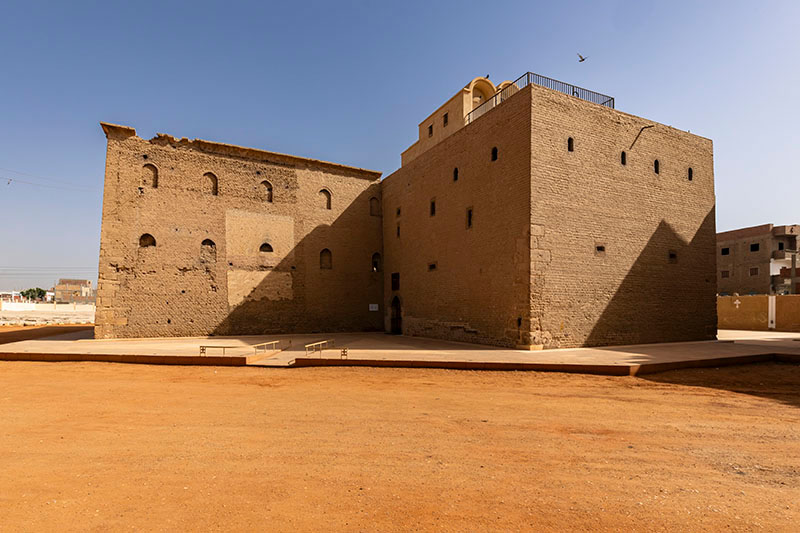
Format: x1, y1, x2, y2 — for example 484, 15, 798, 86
97, 72, 717, 349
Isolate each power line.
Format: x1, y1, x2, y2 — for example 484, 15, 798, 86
2, 175, 98, 192
0, 165, 93, 186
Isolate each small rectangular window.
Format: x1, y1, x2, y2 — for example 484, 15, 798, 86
721, 247, 730, 255
595, 245, 606, 255
430, 199, 436, 216
443, 113, 448, 127
668, 251, 678, 264
428, 262, 437, 271
779, 242, 785, 251
396, 224, 400, 238
721, 270, 730, 278
750, 243, 759, 252
428, 124, 433, 137
466, 207, 473, 229
396, 207, 401, 217
391, 273, 400, 291
750, 267, 759, 276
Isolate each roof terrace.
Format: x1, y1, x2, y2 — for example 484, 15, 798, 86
465, 72, 615, 125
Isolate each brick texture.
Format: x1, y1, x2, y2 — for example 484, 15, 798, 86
95, 124, 383, 339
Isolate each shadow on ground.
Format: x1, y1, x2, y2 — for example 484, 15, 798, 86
0, 325, 94, 345
639, 362, 800, 409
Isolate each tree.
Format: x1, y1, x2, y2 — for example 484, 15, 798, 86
21, 287, 46, 301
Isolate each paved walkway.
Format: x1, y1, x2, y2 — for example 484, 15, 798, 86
1, 329, 799, 374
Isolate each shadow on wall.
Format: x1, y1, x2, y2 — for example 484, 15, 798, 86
584, 208, 717, 347
211, 187, 384, 336
638, 362, 800, 410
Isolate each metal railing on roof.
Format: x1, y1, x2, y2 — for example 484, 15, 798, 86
465, 72, 615, 124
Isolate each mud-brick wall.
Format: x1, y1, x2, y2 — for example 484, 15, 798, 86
96, 124, 383, 339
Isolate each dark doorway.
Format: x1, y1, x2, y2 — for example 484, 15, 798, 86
390, 296, 402, 335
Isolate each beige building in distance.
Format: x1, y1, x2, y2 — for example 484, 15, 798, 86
96, 71, 717, 348
717, 223, 800, 295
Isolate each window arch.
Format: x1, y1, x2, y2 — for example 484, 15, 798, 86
491, 147, 498, 161
371, 252, 382, 272
201, 239, 216, 261
261, 180, 273, 203
320, 248, 332, 269
620, 151, 627, 165
567, 137, 574, 152
654, 159, 660, 174
453, 167, 459, 181
319, 189, 332, 210
203, 172, 218, 195
139, 233, 156, 247
259, 243, 273, 253
142, 164, 158, 188
688, 167, 693, 181
369, 196, 381, 216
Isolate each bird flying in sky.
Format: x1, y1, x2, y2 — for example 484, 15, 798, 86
577, 53, 587, 63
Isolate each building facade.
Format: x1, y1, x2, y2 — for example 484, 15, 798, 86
54, 279, 95, 304
717, 224, 800, 295
96, 72, 717, 348
95, 124, 383, 339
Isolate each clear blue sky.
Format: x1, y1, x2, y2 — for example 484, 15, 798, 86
1, 0, 798, 290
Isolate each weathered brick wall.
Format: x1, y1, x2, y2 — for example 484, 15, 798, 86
96, 124, 383, 338
528, 85, 717, 347
382, 88, 533, 347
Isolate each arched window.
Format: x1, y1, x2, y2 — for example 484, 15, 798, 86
369, 196, 381, 216
567, 137, 574, 152
319, 189, 332, 210
688, 167, 693, 181
320, 248, 332, 269
654, 159, 660, 174
139, 233, 156, 247
261, 180, 273, 203
259, 243, 273, 253
371, 252, 382, 272
621, 151, 627, 165
203, 172, 218, 195
491, 147, 498, 161
201, 239, 216, 260
453, 167, 459, 181
142, 164, 158, 188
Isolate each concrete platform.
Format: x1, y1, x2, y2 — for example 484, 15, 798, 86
1, 329, 799, 375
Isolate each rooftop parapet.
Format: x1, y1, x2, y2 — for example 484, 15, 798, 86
466, 72, 615, 125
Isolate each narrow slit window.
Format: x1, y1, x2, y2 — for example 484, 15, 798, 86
428, 124, 433, 137
491, 146, 498, 161
621, 151, 627, 165
466, 207, 473, 229
654, 159, 660, 174
453, 167, 458, 182
443, 113, 449, 127
567, 137, 574, 152
688, 167, 693, 181
430, 199, 436, 216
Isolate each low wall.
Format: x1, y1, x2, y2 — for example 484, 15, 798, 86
718, 294, 800, 332
0, 302, 95, 312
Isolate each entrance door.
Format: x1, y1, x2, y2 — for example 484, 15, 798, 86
390, 296, 402, 335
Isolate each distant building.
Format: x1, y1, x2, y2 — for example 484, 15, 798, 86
54, 279, 95, 304
0, 290, 22, 302
716, 224, 799, 295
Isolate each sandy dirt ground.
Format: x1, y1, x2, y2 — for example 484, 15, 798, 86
0, 360, 797, 532
0, 310, 94, 326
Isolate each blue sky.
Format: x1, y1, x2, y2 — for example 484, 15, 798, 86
1, 0, 798, 290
